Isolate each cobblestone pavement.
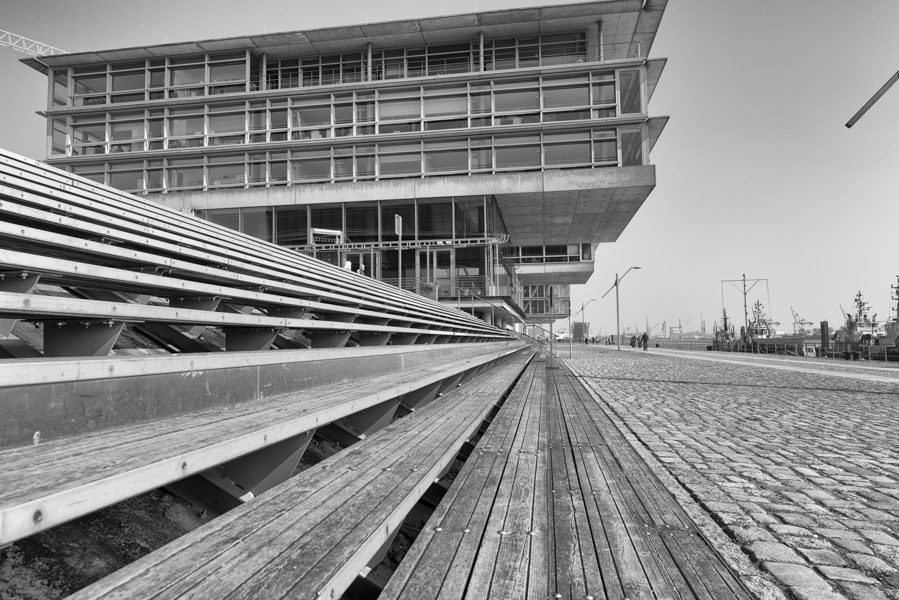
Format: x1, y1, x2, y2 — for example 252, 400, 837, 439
565, 347, 899, 600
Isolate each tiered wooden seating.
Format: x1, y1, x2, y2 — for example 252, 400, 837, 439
380, 359, 753, 600
0, 148, 510, 359
64, 352, 534, 600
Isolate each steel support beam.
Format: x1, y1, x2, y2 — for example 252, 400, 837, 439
318, 397, 401, 447
42, 320, 126, 357
0, 272, 39, 338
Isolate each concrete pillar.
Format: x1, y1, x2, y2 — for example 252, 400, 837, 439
480, 310, 493, 325
367, 43, 373, 81
479, 32, 485, 72
587, 21, 601, 62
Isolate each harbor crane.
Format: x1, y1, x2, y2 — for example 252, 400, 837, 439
790, 307, 813, 335
0, 29, 66, 57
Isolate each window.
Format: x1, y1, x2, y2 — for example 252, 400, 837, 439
208, 209, 240, 231
619, 70, 642, 114
169, 116, 205, 137
544, 142, 590, 165
109, 170, 143, 190
210, 62, 245, 83
379, 99, 420, 120
496, 145, 540, 168
345, 204, 378, 242
111, 71, 144, 92
293, 106, 330, 127
51, 119, 67, 155
418, 199, 453, 239
379, 153, 420, 176
543, 85, 588, 108
276, 206, 307, 246
74, 74, 106, 95
381, 202, 414, 242
495, 89, 539, 112
242, 208, 273, 241
170, 66, 205, 87
621, 129, 643, 166
425, 149, 467, 173
424, 96, 467, 117
209, 113, 245, 134
208, 163, 245, 186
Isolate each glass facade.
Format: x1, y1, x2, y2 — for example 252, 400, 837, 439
51, 68, 643, 183
40, 15, 661, 321
50, 34, 647, 109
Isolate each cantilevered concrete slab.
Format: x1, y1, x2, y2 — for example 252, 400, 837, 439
158, 164, 656, 249
22, 0, 667, 73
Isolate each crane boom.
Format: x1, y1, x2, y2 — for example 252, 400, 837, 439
846, 70, 899, 128
0, 29, 66, 57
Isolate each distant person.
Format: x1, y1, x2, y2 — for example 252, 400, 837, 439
343, 260, 353, 270
584, 337, 588, 346
641, 332, 649, 351
630, 335, 636, 348
358, 262, 366, 276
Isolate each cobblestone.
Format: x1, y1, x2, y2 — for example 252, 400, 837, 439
566, 348, 899, 599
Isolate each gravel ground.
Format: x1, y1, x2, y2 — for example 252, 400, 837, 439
566, 346, 899, 600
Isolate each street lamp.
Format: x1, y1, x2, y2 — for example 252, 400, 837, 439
601, 267, 641, 351
569, 298, 595, 357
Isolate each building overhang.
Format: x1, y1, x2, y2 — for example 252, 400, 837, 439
22, 0, 667, 73
516, 261, 595, 286
157, 164, 656, 248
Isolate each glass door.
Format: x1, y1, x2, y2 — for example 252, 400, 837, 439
418, 248, 453, 297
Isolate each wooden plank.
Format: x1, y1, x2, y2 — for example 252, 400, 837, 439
558, 365, 751, 600
379, 360, 537, 599
0, 348, 524, 545
551, 368, 660, 600
526, 360, 550, 600
484, 360, 544, 599
544, 368, 586, 599
67, 355, 530, 600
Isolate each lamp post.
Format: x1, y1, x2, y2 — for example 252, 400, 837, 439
569, 298, 595, 357
601, 266, 641, 351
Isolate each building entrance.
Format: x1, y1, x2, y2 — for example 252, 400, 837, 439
418, 248, 453, 297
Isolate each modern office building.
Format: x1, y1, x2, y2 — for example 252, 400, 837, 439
23, 0, 668, 332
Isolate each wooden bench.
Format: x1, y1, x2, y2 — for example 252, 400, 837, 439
63, 352, 534, 600
0, 149, 512, 358
380, 358, 754, 600
0, 151, 497, 335
0, 343, 524, 546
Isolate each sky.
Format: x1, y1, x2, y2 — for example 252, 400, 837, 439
2, 0, 898, 336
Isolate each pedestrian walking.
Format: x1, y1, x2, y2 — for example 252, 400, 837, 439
641, 331, 649, 351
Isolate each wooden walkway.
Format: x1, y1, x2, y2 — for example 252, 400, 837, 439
382, 357, 754, 600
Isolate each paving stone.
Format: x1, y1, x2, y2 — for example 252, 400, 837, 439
839, 582, 890, 600
847, 553, 897, 575
779, 513, 819, 527
791, 589, 851, 600
749, 542, 804, 563
792, 588, 853, 600
784, 535, 834, 550
816, 566, 879, 584
751, 512, 778, 524
831, 539, 874, 555
732, 525, 777, 543
817, 529, 863, 541
771, 524, 816, 537
764, 562, 832, 589
798, 548, 848, 567
860, 530, 899, 546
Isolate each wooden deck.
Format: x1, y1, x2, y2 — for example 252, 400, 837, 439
382, 357, 753, 600
65, 353, 534, 600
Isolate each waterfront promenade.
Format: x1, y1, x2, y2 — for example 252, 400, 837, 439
565, 346, 899, 600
